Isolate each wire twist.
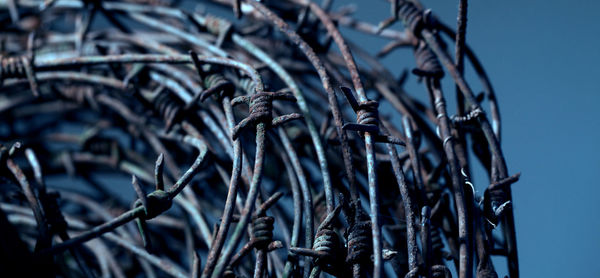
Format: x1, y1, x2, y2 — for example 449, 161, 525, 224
225, 193, 283, 277
249, 92, 273, 123
251, 215, 275, 250
378, 0, 432, 37
1, 55, 30, 81
345, 209, 372, 265
130, 155, 172, 250
0, 54, 39, 96
152, 91, 183, 131
133, 189, 172, 220
356, 100, 379, 126
288, 205, 343, 275
397, 1, 425, 36
340, 86, 405, 145
313, 227, 342, 271
238, 78, 255, 95
132, 155, 173, 222
231, 91, 301, 140
413, 41, 444, 78
200, 73, 235, 102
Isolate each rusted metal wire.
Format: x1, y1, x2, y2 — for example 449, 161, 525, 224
0, 1, 520, 277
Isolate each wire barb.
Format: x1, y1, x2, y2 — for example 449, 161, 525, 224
231, 91, 302, 140
340, 86, 405, 146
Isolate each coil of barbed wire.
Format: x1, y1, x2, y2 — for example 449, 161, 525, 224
0, 0, 520, 277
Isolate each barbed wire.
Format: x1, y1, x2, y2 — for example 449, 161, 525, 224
0, 0, 519, 277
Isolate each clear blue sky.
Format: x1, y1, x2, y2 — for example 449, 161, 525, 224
337, 0, 600, 276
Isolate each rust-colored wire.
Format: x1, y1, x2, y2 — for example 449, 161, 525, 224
0, 1, 519, 277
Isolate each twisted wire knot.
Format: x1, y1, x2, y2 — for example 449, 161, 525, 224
226, 193, 283, 274
190, 51, 234, 104
1, 54, 39, 96
311, 205, 344, 274
251, 215, 274, 250
345, 214, 372, 264
289, 205, 344, 275
156, 91, 183, 130
200, 73, 235, 102
134, 190, 172, 220
345, 200, 372, 265
313, 227, 342, 269
1, 55, 30, 81
340, 86, 405, 145
356, 100, 379, 126
249, 92, 273, 123
413, 41, 444, 78
397, 1, 425, 36
378, 0, 434, 37
231, 91, 301, 140
237, 78, 255, 95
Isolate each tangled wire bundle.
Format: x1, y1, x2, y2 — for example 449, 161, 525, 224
0, 0, 520, 277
